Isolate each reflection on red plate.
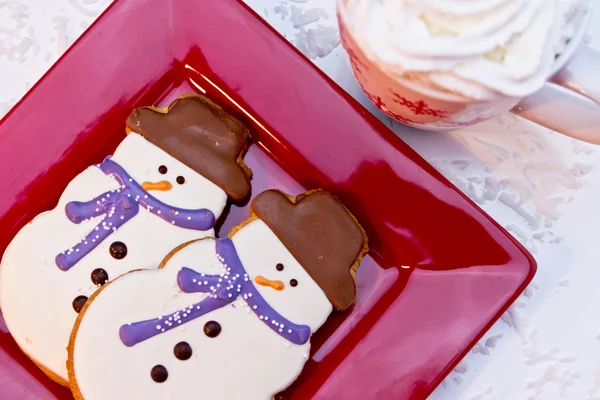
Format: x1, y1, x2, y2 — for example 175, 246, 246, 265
0, 0, 535, 398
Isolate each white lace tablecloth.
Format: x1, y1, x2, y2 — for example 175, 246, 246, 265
2, 1, 600, 399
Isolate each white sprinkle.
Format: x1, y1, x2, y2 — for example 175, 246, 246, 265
156, 325, 161, 330
101, 198, 105, 202
259, 316, 264, 320
280, 324, 285, 328
279, 329, 283, 332
265, 316, 269, 321
253, 305, 257, 310
107, 194, 111, 198
95, 227, 99, 231
197, 281, 202, 286
161, 329, 165, 332
193, 279, 197, 283
95, 235, 99, 239
228, 294, 232, 298
121, 185, 125, 189
84, 242, 88, 245
248, 293, 253, 298
204, 281, 208, 285
120, 216, 124, 220
187, 216, 192, 220
158, 210, 162, 214
129, 178, 133, 182
92, 239, 96, 243
95, 208, 99, 212
271, 320, 276, 325
171, 221, 176, 224
201, 273, 205, 277
196, 306, 201, 310
243, 294, 248, 300
158, 316, 162, 320
76, 249, 80, 252
288, 329, 292, 333
127, 194, 131, 197
175, 211, 179, 215
144, 195, 148, 199
183, 313, 188, 317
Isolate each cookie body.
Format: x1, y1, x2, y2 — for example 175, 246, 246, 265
0, 133, 228, 383
70, 228, 330, 399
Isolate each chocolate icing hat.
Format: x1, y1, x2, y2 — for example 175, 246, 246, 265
251, 190, 368, 311
126, 95, 252, 201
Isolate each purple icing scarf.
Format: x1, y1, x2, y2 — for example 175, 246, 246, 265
55, 157, 216, 271
119, 238, 312, 346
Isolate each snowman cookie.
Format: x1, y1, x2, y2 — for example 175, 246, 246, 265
68, 189, 368, 400
0, 94, 252, 385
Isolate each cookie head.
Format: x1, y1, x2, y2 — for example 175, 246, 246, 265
250, 190, 368, 311
125, 95, 252, 202
231, 218, 333, 333
111, 132, 227, 213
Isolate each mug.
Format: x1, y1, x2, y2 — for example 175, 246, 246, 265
337, 0, 600, 144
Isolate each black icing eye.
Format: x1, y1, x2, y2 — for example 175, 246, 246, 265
109, 242, 127, 260
176, 176, 185, 185
290, 279, 298, 287
275, 263, 284, 271
158, 165, 168, 174
151, 365, 168, 383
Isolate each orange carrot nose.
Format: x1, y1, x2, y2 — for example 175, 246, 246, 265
255, 275, 285, 291
141, 180, 173, 191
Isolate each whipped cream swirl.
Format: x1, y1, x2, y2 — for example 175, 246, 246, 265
340, 0, 587, 100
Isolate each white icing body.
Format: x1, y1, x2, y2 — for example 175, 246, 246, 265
72, 220, 333, 400
0, 133, 227, 382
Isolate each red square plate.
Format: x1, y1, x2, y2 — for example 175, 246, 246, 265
0, 0, 536, 398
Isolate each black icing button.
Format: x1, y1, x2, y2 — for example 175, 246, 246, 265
91, 268, 109, 286
72, 295, 88, 313
173, 341, 193, 360
203, 321, 221, 338
151, 364, 168, 383
109, 241, 127, 260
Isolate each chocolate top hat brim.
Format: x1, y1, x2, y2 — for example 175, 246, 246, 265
126, 95, 252, 201
251, 189, 368, 311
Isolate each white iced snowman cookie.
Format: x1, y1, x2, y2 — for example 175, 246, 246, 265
68, 190, 368, 400
0, 95, 252, 385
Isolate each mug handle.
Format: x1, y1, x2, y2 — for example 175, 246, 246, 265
512, 43, 600, 144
